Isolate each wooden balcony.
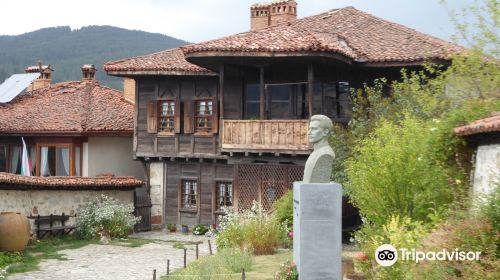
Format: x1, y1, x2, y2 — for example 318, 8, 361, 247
221, 120, 310, 154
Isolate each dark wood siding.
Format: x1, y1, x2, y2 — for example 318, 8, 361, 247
164, 161, 235, 225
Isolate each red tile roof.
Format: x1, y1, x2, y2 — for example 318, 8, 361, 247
104, 48, 214, 75
454, 112, 500, 136
0, 172, 142, 190
0, 80, 134, 135
183, 7, 463, 65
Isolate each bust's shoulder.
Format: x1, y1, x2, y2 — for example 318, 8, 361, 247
316, 145, 335, 158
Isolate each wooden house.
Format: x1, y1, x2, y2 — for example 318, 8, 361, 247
104, 1, 462, 227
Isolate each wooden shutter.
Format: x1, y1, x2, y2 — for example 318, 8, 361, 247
174, 98, 181, 133
211, 98, 218, 134
147, 100, 157, 133
183, 101, 194, 134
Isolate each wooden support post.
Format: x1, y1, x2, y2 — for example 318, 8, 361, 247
208, 239, 213, 255
259, 67, 265, 120
153, 269, 156, 280
196, 243, 199, 259
183, 248, 187, 268
167, 259, 170, 275
308, 64, 314, 117
242, 269, 246, 280
219, 65, 225, 120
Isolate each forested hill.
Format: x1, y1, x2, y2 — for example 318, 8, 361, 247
0, 26, 189, 89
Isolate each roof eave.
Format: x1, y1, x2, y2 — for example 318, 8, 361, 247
105, 70, 217, 77
0, 130, 133, 137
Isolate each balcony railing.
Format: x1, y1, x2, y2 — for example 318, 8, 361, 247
221, 120, 310, 154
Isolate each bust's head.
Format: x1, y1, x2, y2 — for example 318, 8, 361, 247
308, 115, 333, 144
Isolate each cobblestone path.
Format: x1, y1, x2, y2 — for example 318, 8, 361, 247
8, 232, 214, 280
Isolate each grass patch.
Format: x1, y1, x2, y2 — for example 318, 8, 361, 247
245, 250, 292, 280
161, 249, 291, 280
5, 235, 96, 275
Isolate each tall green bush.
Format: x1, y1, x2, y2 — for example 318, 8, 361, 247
346, 116, 454, 225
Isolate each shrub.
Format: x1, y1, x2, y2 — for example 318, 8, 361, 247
75, 195, 140, 239
275, 260, 298, 280
414, 198, 500, 280
354, 216, 428, 280
273, 190, 293, 230
216, 202, 286, 255
346, 116, 454, 226
192, 224, 209, 235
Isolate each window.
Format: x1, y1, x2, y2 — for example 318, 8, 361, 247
158, 100, 176, 133
245, 84, 260, 119
0, 145, 8, 172
39, 146, 70, 177
215, 181, 233, 211
181, 180, 197, 210
313, 81, 351, 121
38, 144, 81, 177
195, 99, 213, 132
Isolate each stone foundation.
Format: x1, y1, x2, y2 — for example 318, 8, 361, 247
0, 189, 134, 232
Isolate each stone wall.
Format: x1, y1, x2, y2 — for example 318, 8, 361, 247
473, 143, 500, 195
0, 189, 134, 231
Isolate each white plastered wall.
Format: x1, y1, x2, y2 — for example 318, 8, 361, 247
86, 137, 144, 180
473, 143, 500, 196
149, 162, 165, 224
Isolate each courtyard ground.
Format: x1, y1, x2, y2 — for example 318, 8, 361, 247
6, 231, 213, 280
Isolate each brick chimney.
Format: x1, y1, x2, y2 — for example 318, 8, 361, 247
25, 61, 53, 91
250, 0, 297, 31
81, 64, 97, 80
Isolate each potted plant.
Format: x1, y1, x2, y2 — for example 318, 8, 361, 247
192, 224, 208, 235
166, 223, 177, 233
181, 224, 189, 234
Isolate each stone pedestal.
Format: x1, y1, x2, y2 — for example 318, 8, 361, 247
293, 182, 342, 280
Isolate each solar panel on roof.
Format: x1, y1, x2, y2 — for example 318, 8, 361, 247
0, 73, 40, 103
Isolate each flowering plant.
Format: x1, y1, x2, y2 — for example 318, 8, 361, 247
192, 224, 209, 235
275, 260, 298, 280
76, 195, 140, 239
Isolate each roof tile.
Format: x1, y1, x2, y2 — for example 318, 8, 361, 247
0, 80, 134, 135
182, 7, 463, 64
0, 172, 142, 189
104, 48, 214, 75
454, 112, 500, 136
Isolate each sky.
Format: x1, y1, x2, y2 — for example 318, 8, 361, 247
0, 0, 477, 43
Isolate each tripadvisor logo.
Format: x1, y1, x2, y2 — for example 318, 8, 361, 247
375, 244, 482, 267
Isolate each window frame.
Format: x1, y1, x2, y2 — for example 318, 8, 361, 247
214, 180, 234, 214
157, 98, 176, 135
193, 98, 214, 134
179, 179, 199, 213
35, 143, 82, 177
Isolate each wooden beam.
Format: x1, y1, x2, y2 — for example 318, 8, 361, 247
259, 67, 265, 120
307, 64, 314, 117
219, 65, 225, 119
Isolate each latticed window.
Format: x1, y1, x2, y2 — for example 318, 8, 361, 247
215, 181, 233, 210
181, 180, 197, 209
195, 99, 213, 132
158, 100, 175, 132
